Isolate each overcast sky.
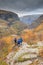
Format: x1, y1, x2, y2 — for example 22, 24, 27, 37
0, 0, 43, 17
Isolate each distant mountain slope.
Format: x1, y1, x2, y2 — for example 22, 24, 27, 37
34, 22, 43, 32
29, 15, 43, 29
20, 15, 40, 24
20, 15, 43, 30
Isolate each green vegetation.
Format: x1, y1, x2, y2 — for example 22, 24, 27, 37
17, 57, 30, 62
0, 60, 8, 65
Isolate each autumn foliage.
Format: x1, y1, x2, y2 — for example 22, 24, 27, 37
21, 28, 43, 44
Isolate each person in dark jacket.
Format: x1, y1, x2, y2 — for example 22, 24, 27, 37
14, 38, 17, 43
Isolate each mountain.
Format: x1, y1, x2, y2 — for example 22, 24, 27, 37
0, 10, 28, 37
29, 15, 43, 29
21, 15, 43, 42
34, 22, 43, 32
20, 15, 43, 29
0, 10, 19, 21
20, 15, 40, 24
0, 10, 20, 26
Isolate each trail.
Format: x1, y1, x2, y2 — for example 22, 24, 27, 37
6, 42, 43, 65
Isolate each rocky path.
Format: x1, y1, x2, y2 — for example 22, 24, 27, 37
6, 42, 43, 65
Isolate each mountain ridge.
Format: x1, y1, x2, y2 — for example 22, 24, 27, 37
0, 10, 19, 22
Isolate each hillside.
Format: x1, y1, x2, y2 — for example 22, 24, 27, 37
20, 15, 40, 24
34, 22, 43, 32
20, 15, 43, 29
0, 10, 19, 21
0, 35, 19, 61
11, 21, 28, 35
21, 29, 36, 43
0, 10, 20, 27
29, 15, 43, 29
21, 26, 43, 43
0, 10, 28, 37
0, 19, 28, 37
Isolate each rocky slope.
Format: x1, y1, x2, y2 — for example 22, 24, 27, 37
29, 15, 43, 29
0, 10, 28, 37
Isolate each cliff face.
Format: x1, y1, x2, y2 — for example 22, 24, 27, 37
0, 10, 19, 21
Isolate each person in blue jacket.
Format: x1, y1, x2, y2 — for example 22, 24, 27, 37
17, 38, 23, 46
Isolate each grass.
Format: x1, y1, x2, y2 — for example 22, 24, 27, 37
17, 57, 31, 62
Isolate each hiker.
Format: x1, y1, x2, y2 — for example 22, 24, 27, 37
17, 38, 23, 46
14, 38, 17, 45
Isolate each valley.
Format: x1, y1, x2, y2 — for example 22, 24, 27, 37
0, 10, 43, 65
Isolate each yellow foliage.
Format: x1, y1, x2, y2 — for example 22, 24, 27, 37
35, 23, 43, 32
0, 35, 19, 60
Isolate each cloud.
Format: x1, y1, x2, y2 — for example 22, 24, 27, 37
0, 0, 43, 17
17, 8, 43, 17
0, 0, 43, 11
